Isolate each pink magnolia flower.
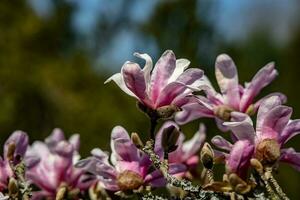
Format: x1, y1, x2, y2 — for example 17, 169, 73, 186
26, 129, 92, 200
76, 126, 186, 191
155, 121, 206, 175
212, 96, 300, 178
105, 50, 204, 113
0, 131, 28, 191
175, 54, 285, 129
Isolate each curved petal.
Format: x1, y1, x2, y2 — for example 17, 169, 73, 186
134, 52, 153, 94
211, 135, 233, 151
181, 124, 206, 161
279, 119, 300, 145
223, 112, 255, 143
175, 102, 214, 125
150, 50, 176, 102
240, 62, 278, 112
168, 58, 190, 83
110, 126, 139, 164
280, 148, 300, 171
104, 73, 137, 98
215, 54, 240, 109
122, 61, 148, 101
69, 134, 80, 151
226, 140, 254, 178
259, 106, 292, 142
254, 92, 286, 112
256, 95, 285, 134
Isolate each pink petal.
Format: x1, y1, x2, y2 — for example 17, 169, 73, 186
280, 148, 300, 171
150, 50, 176, 102
133, 52, 153, 93
181, 124, 206, 161
259, 106, 292, 142
211, 135, 233, 151
110, 126, 139, 163
215, 54, 240, 110
256, 95, 283, 135
122, 61, 148, 101
226, 140, 254, 178
240, 62, 278, 112
175, 102, 214, 125
279, 119, 300, 145
223, 112, 255, 142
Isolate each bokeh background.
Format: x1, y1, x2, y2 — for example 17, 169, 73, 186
1, 0, 300, 198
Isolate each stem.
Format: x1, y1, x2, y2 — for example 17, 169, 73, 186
150, 116, 157, 140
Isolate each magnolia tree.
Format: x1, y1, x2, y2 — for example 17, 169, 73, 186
0, 51, 299, 200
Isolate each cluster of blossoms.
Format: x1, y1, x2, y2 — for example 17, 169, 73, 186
0, 50, 299, 199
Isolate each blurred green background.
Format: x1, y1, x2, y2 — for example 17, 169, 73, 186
1, 0, 300, 198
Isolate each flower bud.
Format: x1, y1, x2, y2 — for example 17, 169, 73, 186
8, 177, 18, 197
213, 105, 234, 121
156, 105, 180, 119
131, 132, 144, 149
117, 170, 143, 191
161, 125, 180, 153
201, 143, 214, 169
245, 104, 255, 116
228, 173, 247, 188
56, 186, 67, 200
255, 139, 280, 165
7, 142, 16, 162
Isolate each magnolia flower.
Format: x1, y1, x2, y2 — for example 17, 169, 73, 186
212, 96, 300, 178
26, 129, 92, 200
175, 54, 285, 129
0, 131, 28, 192
76, 126, 186, 191
155, 121, 206, 174
105, 50, 204, 118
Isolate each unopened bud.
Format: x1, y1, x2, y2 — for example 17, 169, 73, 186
117, 170, 143, 191
245, 104, 255, 116
56, 186, 67, 200
8, 177, 18, 196
7, 143, 16, 162
156, 105, 180, 119
161, 125, 180, 153
213, 105, 234, 121
255, 139, 280, 165
201, 143, 214, 169
131, 132, 144, 149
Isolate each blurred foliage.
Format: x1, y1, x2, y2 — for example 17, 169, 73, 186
0, 0, 300, 198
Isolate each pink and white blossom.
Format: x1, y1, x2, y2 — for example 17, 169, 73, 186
212, 96, 300, 178
175, 54, 285, 129
26, 129, 92, 200
76, 126, 187, 191
105, 50, 204, 111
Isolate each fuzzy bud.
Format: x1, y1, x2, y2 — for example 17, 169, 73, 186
131, 132, 144, 149
56, 186, 67, 200
117, 170, 143, 191
213, 105, 234, 121
156, 105, 180, 119
8, 177, 18, 197
201, 143, 214, 169
255, 139, 280, 165
7, 142, 16, 162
